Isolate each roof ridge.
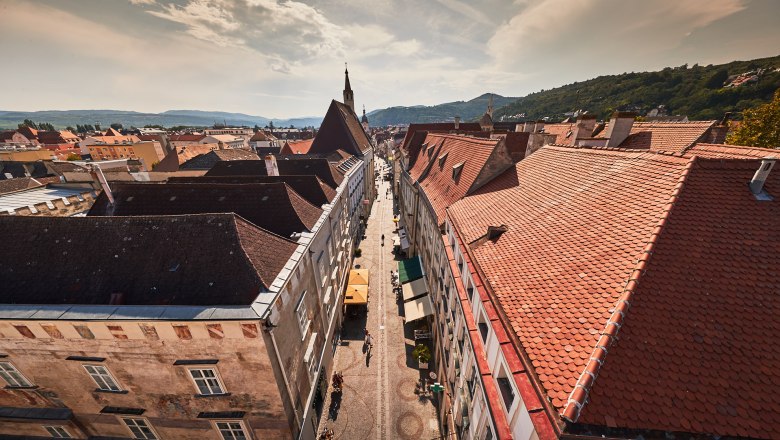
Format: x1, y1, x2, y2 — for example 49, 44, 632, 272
561, 154, 698, 423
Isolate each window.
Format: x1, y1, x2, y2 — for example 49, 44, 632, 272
215, 420, 249, 439
478, 321, 489, 343
43, 426, 71, 438
452, 162, 464, 179
188, 368, 225, 395
496, 366, 516, 411
83, 365, 121, 391
296, 290, 310, 336
122, 418, 158, 439
0, 362, 32, 388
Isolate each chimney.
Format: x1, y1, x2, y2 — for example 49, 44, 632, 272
486, 225, 508, 240
522, 121, 535, 133
604, 112, 636, 148
749, 158, 776, 199
88, 164, 114, 205
534, 120, 545, 133
265, 154, 279, 176
573, 114, 597, 144
454, 116, 460, 130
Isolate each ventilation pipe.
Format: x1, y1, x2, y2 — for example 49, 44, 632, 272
749, 158, 776, 199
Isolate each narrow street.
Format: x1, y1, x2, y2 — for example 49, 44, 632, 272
318, 159, 440, 440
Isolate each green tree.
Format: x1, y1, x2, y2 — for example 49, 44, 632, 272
20, 119, 38, 129
705, 69, 729, 89
66, 126, 75, 132
110, 123, 123, 130
66, 153, 81, 161
727, 89, 780, 148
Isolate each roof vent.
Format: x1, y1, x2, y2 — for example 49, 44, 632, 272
452, 162, 464, 180
749, 158, 776, 200
486, 225, 508, 240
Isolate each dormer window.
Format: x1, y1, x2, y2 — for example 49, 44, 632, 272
438, 152, 448, 166
452, 162, 464, 180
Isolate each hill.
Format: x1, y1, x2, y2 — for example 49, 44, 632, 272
367, 93, 518, 125
0, 109, 322, 130
494, 55, 780, 122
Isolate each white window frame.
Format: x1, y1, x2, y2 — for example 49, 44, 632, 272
495, 361, 517, 414
121, 417, 159, 440
188, 367, 226, 396
43, 425, 72, 438
295, 290, 310, 338
0, 361, 32, 388
213, 420, 250, 439
83, 364, 121, 392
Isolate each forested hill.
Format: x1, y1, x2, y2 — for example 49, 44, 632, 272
494, 55, 780, 122
367, 93, 518, 126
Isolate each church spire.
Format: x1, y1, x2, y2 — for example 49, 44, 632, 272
343, 62, 355, 113
361, 105, 369, 131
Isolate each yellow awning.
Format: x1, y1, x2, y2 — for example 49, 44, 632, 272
402, 277, 428, 301
344, 284, 369, 305
403, 295, 434, 322
348, 269, 369, 286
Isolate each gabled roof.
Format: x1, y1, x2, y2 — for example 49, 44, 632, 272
0, 161, 50, 180
0, 177, 46, 195
205, 158, 344, 189
38, 130, 80, 144
412, 133, 501, 225
16, 126, 38, 140
309, 100, 371, 156
104, 127, 122, 136
0, 214, 297, 306
281, 139, 314, 155
250, 131, 276, 142
447, 145, 780, 437
168, 175, 337, 206
179, 149, 260, 170
88, 182, 322, 237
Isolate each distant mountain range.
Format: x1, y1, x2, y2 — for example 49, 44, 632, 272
366, 93, 518, 126
0, 109, 322, 130
494, 54, 780, 121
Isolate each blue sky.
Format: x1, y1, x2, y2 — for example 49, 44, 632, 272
1, 0, 778, 118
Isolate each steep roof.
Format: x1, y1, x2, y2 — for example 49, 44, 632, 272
206, 158, 344, 189
280, 139, 314, 155
447, 145, 780, 437
179, 149, 260, 170
88, 182, 322, 237
0, 214, 297, 306
579, 158, 780, 437
38, 130, 80, 144
0, 161, 50, 180
309, 100, 371, 156
168, 175, 337, 206
596, 120, 717, 152
0, 177, 46, 195
250, 131, 275, 142
412, 133, 501, 225
169, 134, 206, 142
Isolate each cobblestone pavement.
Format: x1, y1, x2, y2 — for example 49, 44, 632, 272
318, 159, 440, 440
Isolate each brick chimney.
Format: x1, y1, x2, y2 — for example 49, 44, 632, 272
454, 116, 460, 130
604, 112, 636, 148
573, 114, 597, 143
265, 154, 279, 176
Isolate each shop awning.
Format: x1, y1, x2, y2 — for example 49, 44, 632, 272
348, 269, 369, 286
344, 284, 369, 305
402, 277, 428, 301
403, 295, 434, 322
398, 256, 423, 284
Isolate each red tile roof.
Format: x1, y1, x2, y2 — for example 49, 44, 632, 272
412, 133, 501, 225
683, 142, 780, 159
310, 100, 371, 156
281, 139, 314, 155
595, 121, 717, 152
169, 134, 206, 142
447, 145, 780, 437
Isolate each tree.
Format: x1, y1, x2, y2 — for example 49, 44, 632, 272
268, 121, 275, 130
110, 123, 123, 130
66, 126, 75, 133
66, 153, 81, 161
727, 89, 780, 148
705, 69, 729, 89
19, 119, 38, 129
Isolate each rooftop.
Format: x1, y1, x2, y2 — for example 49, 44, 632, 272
168, 175, 337, 207
205, 157, 344, 189
447, 145, 780, 437
0, 214, 297, 306
179, 149, 260, 170
87, 182, 323, 237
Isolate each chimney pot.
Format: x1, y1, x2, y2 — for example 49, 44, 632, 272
265, 154, 279, 176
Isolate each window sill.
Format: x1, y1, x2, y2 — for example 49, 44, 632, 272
95, 389, 128, 394
194, 393, 232, 398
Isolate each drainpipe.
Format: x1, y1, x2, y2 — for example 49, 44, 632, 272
267, 327, 302, 432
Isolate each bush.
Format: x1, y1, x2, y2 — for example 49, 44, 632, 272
412, 344, 431, 363
354, 248, 362, 257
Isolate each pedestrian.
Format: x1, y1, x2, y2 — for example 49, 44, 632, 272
366, 332, 373, 347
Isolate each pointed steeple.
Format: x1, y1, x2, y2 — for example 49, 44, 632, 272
343, 63, 355, 113
361, 105, 369, 131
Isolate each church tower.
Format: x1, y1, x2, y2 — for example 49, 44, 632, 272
361, 105, 369, 131
343, 63, 355, 113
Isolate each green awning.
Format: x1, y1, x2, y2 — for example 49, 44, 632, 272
398, 256, 423, 284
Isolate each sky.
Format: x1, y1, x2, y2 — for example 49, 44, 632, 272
1, 0, 779, 118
